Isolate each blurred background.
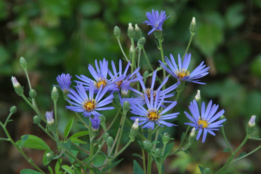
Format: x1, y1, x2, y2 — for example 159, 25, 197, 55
0, 0, 261, 173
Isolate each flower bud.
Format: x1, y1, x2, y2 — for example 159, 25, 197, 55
106, 136, 113, 148
162, 132, 170, 144
203, 168, 211, 174
45, 111, 54, 125
29, 89, 37, 98
90, 116, 101, 131
45, 151, 54, 161
11, 76, 24, 96
135, 24, 142, 39
189, 128, 196, 143
138, 37, 146, 49
129, 119, 139, 141
103, 133, 109, 141
127, 23, 135, 39
143, 140, 153, 151
121, 80, 130, 96
33, 115, 41, 124
154, 148, 161, 156
51, 86, 59, 102
19, 57, 27, 69
123, 101, 130, 113
195, 90, 200, 102
189, 17, 196, 35
10, 106, 17, 114
247, 115, 256, 134
113, 26, 121, 38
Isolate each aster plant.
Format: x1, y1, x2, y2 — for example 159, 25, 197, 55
4, 8, 260, 174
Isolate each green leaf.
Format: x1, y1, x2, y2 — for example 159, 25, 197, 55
93, 167, 101, 174
20, 169, 41, 174
43, 150, 53, 165
70, 131, 89, 138
223, 148, 230, 153
70, 137, 87, 144
152, 141, 160, 144
133, 160, 143, 174
62, 165, 75, 174
102, 158, 124, 172
55, 159, 63, 174
79, 1, 101, 17
225, 3, 245, 29
163, 142, 175, 159
251, 54, 261, 79
64, 117, 74, 138
238, 152, 247, 158
93, 155, 106, 167
132, 153, 143, 159
48, 166, 54, 174
199, 166, 204, 174
16, 135, 50, 150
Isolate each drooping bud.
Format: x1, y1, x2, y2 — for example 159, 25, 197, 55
10, 106, 17, 114
135, 24, 142, 39
247, 115, 256, 134
127, 23, 135, 39
195, 90, 200, 102
113, 26, 121, 38
142, 140, 153, 151
189, 17, 196, 35
45, 111, 54, 125
29, 89, 37, 98
129, 119, 139, 141
19, 57, 27, 69
51, 86, 59, 102
123, 101, 130, 114
33, 115, 41, 124
11, 76, 24, 96
162, 132, 170, 144
106, 136, 113, 148
138, 37, 146, 49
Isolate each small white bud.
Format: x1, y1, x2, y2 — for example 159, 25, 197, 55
190, 128, 196, 137
195, 90, 201, 101
128, 23, 134, 31
11, 76, 20, 88
248, 115, 256, 127
132, 119, 139, 129
130, 45, 134, 53
191, 17, 196, 25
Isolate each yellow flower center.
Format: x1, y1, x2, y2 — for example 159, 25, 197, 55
95, 79, 107, 89
116, 80, 123, 88
83, 100, 96, 112
175, 69, 190, 80
144, 88, 157, 101
147, 110, 160, 121
198, 118, 208, 128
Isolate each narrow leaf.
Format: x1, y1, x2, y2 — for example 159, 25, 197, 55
20, 169, 41, 174
132, 153, 143, 159
163, 142, 175, 159
62, 165, 75, 174
64, 117, 74, 138
70, 137, 87, 144
223, 148, 230, 153
133, 160, 143, 174
55, 159, 62, 174
48, 166, 54, 174
102, 158, 124, 172
199, 166, 204, 174
238, 152, 247, 158
16, 135, 50, 150
70, 131, 89, 138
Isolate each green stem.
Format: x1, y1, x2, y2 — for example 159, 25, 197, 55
117, 37, 129, 62
215, 134, 249, 174
178, 125, 190, 149
89, 120, 94, 174
181, 33, 194, 61
131, 38, 136, 73
53, 100, 59, 139
153, 129, 159, 149
142, 47, 154, 72
232, 145, 261, 163
115, 110, 127, 153
142, 149, 146, 174
4, 113, 13, 127
221, 126, 232, 153
158, 39, 166, 90
21, 95, 45, 121
84, 141, 105, 164
175, 91, 182, 101
147, 130, 152, 174
0, 122, 45, 174
249, 137, 261, 141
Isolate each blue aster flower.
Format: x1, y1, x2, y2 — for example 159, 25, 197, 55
143, 10, 169, 35
56, 73, 72, 92
109, 59, 140, 95
45, 111, 54, 124
66, 82, 114, 117
184, 100, 226, 143
76, 58, 125, 91
123, 70, 179, 105
90, 116, 101, 131
159, 53, 210, 84
130, 90, 179, 129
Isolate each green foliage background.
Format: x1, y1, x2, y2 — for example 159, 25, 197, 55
1, 0, 261, 173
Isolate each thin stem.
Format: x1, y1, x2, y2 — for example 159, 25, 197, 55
147, 130, 152, 174
0, 122, 45, 174
175, 91, 182, 101
131, 38, 136, 73
53, 100, 59, 139
249, 137, 261, 141
178, 125, 190, 149
232, 145, 261, 163
21, 95, 45, 121
153, 129, 159, 149
221, 126, 232, 153
181, 33, 194, 61
4, 113, 13, 127
158, 40, 166, 85
117, 37, 129, 62
84, 141, 105, 164
0, 138, 9, 141
115, 110, 127, 153
142, 47, 154, 72
215, 134, 249, 174
89, 120, 94, 174
142, 149, 146, 174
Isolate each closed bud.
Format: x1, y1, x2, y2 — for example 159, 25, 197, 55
113, 26, 121, 38
123, 101, 130, 113
135, 24, 142, 39
129, 119, 139, 141
154, 148, 161, 156
203, 168, 211, 174
143, 71, 149, 77
29, 89, 37, 98
45, 111, 54, 125
127, 23, 135, 39
33, 115, 41, 124
103, 133, 109, 141
51, 86, 59, 102
45, 151, 54, 161
106, 136, 113, 148
19, 57, 27, 69
189, 128, 196, 143
195, 90, 200, 102
143, 140, 153, 151
189, 17, 196, 35
247, 115, 256, 134
138, 37, 146, 49
10, 106, 17, 114
11, 76, 24, 96
162, 132, 170, 144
